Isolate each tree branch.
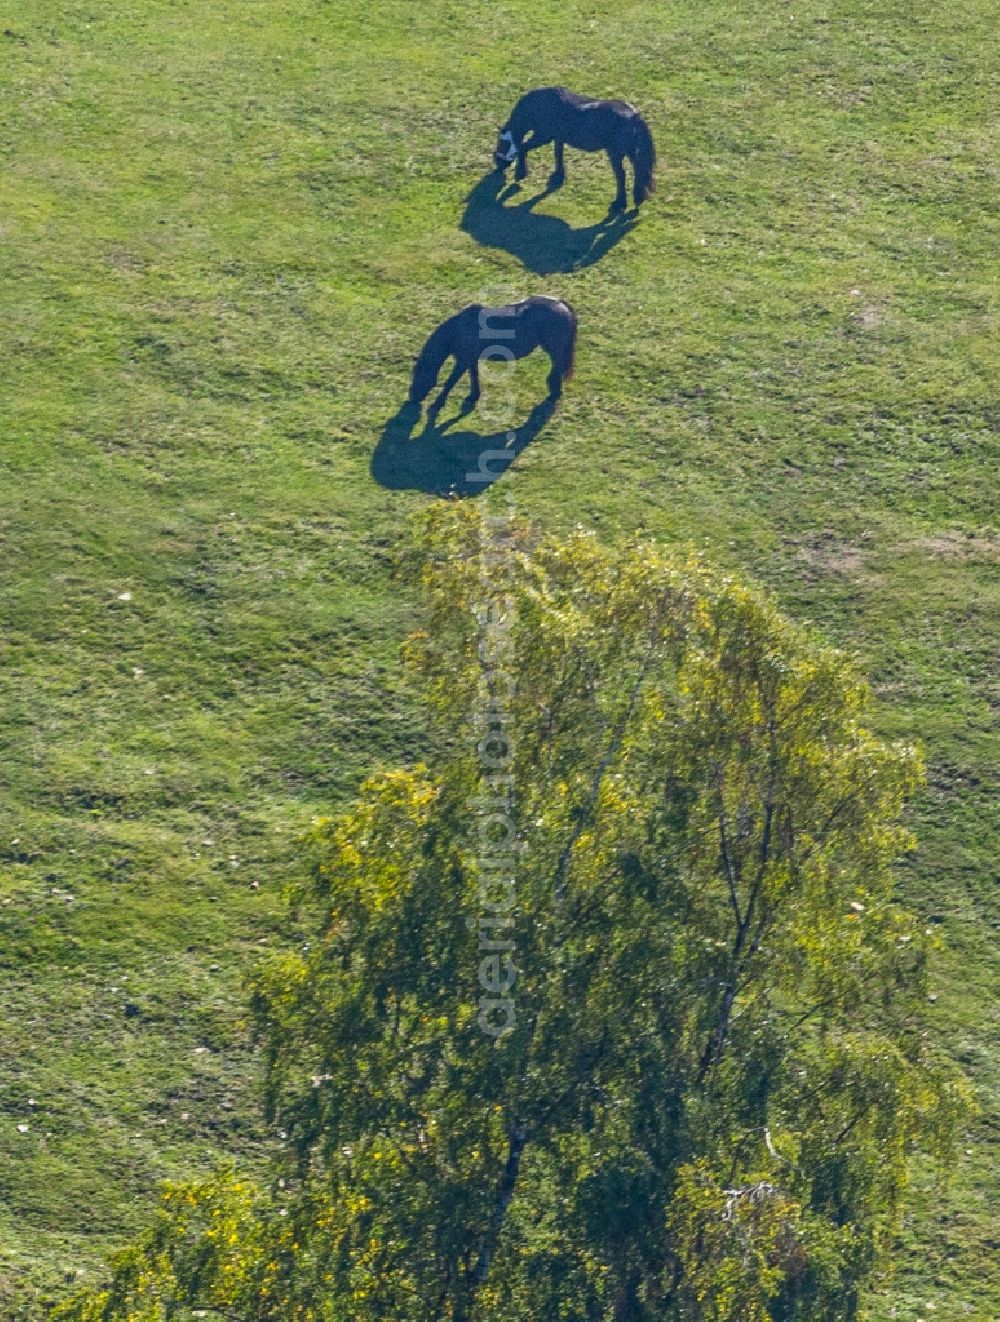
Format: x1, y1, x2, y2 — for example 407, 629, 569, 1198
471, 1120, 528, 1285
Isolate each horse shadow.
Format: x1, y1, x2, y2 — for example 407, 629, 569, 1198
370, 397, 557, 497
460, 171, 637, 275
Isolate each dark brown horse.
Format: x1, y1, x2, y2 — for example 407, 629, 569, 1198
408, 296, 577, 418
494, 86, 656, 213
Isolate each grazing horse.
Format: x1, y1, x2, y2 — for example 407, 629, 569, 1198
494, 86, 656, 213
408, 296, 577, 418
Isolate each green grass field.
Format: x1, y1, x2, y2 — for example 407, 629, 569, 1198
1, 1, 997, 1316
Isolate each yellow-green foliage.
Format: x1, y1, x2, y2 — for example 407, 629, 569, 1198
57, 513, 967, 1321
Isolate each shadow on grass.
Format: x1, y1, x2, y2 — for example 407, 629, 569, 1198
371, 397, 557, 497
460, 170, 636, 275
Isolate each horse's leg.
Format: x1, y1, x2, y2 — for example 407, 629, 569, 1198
549, 140, 565, 186
430, 360, 464, 416
514, 133, 536, 181
608, 151, 628, 213
515, 130, 549, 181
545, 352, 562, 401
512, 130, 533, 181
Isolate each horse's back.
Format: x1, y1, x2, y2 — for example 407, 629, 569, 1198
522, 86, 638, 152
518, 85, 636, 119
485, 297, 574, 344
523, 295, 573, 315
521, 297, 575, 337
479, 294, 564, 313
515, 85, 573, 112
534, 86, 633, 113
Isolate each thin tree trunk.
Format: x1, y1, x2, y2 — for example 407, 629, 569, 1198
613, 1268, 642, 1320
451, 1122, 528, 1321
473, 1120, 528, 1284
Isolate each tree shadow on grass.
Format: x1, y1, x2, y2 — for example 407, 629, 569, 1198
371, 397, 557, 498
460, 171, 637, 275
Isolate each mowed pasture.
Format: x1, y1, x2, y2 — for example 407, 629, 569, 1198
0, 0, 997, 1316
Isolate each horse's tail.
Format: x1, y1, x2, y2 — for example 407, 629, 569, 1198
557, 301, 577, 380
629, 111, 657, 203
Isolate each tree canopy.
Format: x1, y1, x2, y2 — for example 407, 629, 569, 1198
56, 507, 965, 1322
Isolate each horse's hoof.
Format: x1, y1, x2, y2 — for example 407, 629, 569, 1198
548, 170, 565, 188
610, 198, 627, 215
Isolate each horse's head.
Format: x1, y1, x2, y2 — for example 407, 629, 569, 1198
494, 128, 518, 171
